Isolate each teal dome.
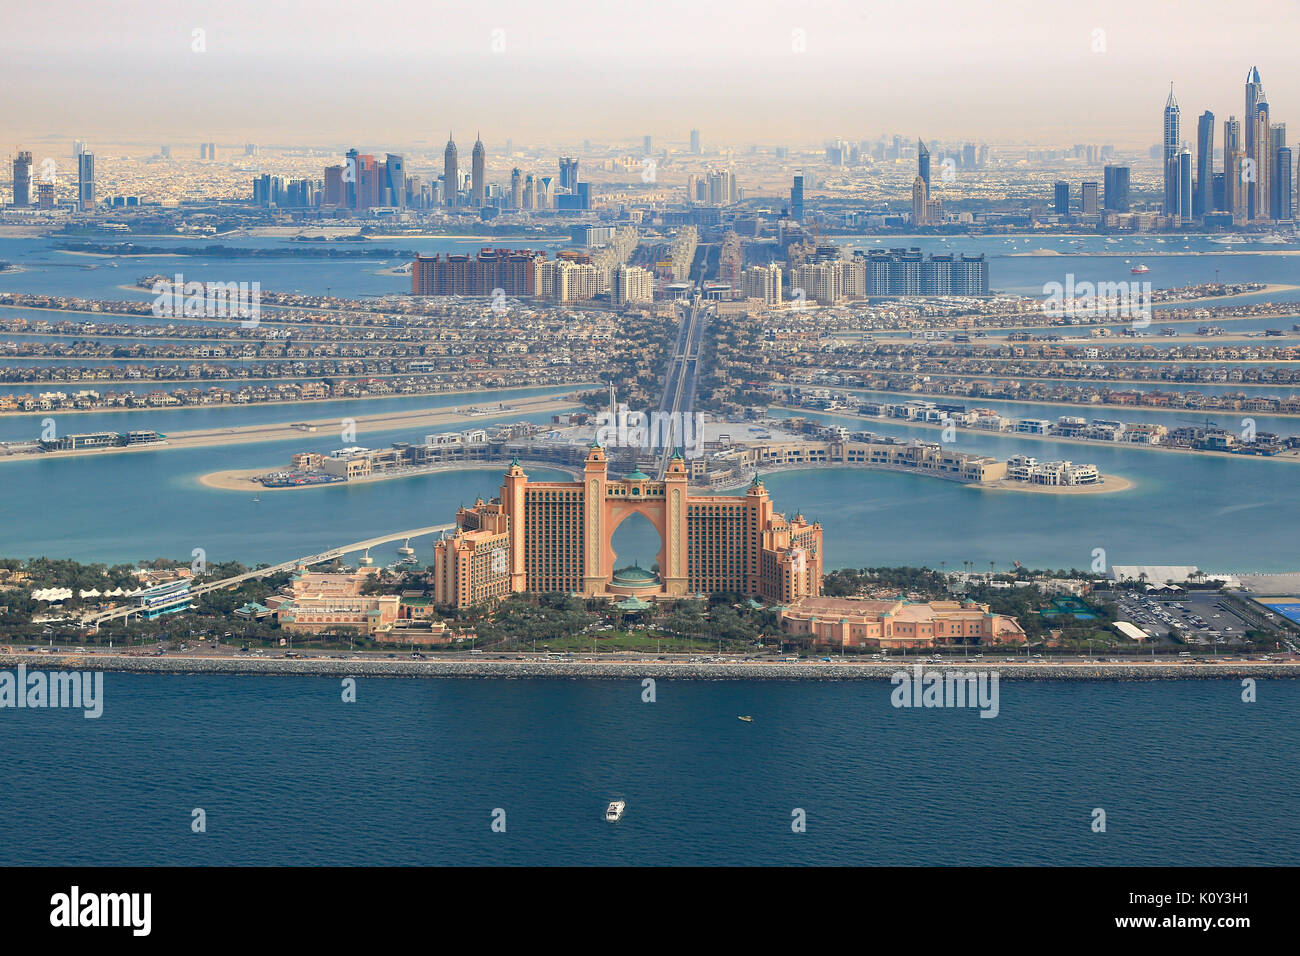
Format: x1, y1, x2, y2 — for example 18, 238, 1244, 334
624, 469, 651, 481
611, 565, 659, 586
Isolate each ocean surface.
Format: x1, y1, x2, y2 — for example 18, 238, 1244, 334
2, 674, 1295, 866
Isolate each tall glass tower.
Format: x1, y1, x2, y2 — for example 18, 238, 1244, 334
1162, 84, 1180, 216
471, 134, 486, 207
1195, 111, 1214, 219
444, 134, 458, 208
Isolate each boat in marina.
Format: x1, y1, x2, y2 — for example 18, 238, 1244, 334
1131, 264, 1150, 274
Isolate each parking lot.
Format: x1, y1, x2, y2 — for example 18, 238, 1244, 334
1110, 589, 1254, 647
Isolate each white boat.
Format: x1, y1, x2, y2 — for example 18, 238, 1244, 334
605, 800, 626, 822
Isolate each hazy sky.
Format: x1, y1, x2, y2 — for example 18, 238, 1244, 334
3, 0, 1298, 149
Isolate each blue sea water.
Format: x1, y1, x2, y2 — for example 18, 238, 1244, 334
1, 675, 1294, 866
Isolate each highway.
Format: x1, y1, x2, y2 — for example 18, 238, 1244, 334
655, 296, 710, 477
86, 523, 455, 628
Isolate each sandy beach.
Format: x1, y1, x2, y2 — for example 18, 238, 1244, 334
770, 403, 1300, 464
975, 474, 1133, 494
0, 395, 579, 463
709, 459, 1132, 495
200, 458, 583, 491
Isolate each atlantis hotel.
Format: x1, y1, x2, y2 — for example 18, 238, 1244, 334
433, 443, 823, 608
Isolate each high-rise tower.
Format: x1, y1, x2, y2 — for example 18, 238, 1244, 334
12, 152, 32, 208
912, 176, 928, 225
1162, 84, 1180, 216
918, 139, 931, 192
77, 149, 95, 211
1195, 111, 1214, 220
1245, 67, 1267, 219
1253, 103, 1271, 221
1224, 116, 1244, 218
444, 133, 459, 208
471, 134, 486, 206
1245, 67, 1263, 161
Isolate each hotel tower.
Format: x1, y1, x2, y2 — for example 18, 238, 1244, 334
434, 444, 823, 609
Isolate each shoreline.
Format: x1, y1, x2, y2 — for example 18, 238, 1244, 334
0, 381, 595, 418
771, 404, 1300, 464
975, 473, 1133, 494
5, 653, 1296, 681
840, 386, 1300, 421
710, 460, 1132, 495
0, 395, 579, 462
200, 459, 584, 492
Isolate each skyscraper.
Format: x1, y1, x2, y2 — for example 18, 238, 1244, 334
77, 150, 95, 211
385, 153, 406, 209
510, 168, 522, 210
643, 135, 652, 155
1253, 103, 1271, 221
1245, 68, 1269, 219
689, 129, 701, 154
12, 152, 32, 208
790, 172, 804, 221
1053, 181, 1069, 217
1245, 67, 1263, 163
558, 157, 579, 191
1194, 111, 1214, 220
1081, 180, 1099, 216
1177, 150, 1192, 222
1276, 147, 1294, 222
444, 134, 459, 208
912, 176, 928, 226
918, 139, 931, 192
471, 134, 486, 206
1162, 84, 1180, 216
1270, 124, 1290, 221
1103, 165, 1130, 212
1224, 116, 1244, 217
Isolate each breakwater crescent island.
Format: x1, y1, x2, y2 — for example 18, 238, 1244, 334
194, 411, 1131, 495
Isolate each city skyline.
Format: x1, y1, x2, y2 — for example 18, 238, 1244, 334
4, 1, 1300, 145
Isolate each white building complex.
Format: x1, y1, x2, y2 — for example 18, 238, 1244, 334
1006, 455, 1101, 485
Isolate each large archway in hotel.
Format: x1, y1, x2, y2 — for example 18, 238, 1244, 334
607, 507, 664, 580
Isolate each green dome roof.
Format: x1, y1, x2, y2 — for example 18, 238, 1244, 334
624, 470, 650, 481
611, 565, 659, 585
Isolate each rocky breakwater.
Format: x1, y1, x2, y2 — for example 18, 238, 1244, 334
3, 654, 1298, 681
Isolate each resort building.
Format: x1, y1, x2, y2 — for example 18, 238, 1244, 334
779, 596, 1026, 650
275, 568, 400, 636
433, 443, 823, 608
